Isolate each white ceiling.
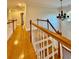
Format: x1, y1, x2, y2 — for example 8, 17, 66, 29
27, 0, 71, 8
8, 0, 71, 9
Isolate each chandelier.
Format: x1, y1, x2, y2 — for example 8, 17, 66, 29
57, 0, 69, 21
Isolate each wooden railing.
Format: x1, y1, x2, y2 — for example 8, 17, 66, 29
37, 19, 57, 33
7, 19, 17, 32
37, 19, 62, 58
31, 21, 71, 49
30, 20, 71, 59
37, 19, 71, 58
7, 19, 17, 39
7, 13, 24, 33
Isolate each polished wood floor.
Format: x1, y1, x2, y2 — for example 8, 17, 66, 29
7, 26, 60, 59
7, 26, 37, 59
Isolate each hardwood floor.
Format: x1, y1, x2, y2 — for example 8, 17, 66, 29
7, 26, 37, 59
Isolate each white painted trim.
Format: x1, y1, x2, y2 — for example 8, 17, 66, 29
38, 44, 52, 52
60, 44, 63, 59
62, 45, 71, 52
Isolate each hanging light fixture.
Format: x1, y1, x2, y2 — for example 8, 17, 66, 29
57, 0, 69, 21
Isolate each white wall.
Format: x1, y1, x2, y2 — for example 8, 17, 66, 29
26, 5, 59, 31
61, 20, 71, 39
61, 11, 71, 59
62, 48, 71, 59
61, 11, 71, 39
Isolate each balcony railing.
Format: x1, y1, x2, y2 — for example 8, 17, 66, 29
7, 19, 17, 39
30, 20, 71, 59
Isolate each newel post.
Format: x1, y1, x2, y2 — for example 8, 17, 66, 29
57, 31, 62, 59
20, 13, 24, 26
30, 20, 32, 42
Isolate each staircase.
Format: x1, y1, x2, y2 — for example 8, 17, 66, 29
7, 18, 71, 59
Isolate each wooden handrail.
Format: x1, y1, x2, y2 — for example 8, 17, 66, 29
31, 21, 71, 49
7, 19, 17, 24
37, 19, 47, 21
7, 19, 17, 32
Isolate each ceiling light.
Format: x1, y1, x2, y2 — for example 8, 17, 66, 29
57, 0, 69, 21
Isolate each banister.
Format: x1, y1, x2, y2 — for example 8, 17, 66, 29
20, 13, 24, 26
7, 19, 17, 32
31, 21, 71, 49
7, 19, 17, 24
37, 19, 62, 58
37, 19, 57, 33
37, 19, 47, 21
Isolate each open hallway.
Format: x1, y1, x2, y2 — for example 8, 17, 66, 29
7, 0, 71, 59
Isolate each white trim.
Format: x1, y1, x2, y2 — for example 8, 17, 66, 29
62, 45, 71, 52
38, 44, 52, 52
32, 33, 58, 59
34, 37, 54, 45
60, 44, 63, 59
